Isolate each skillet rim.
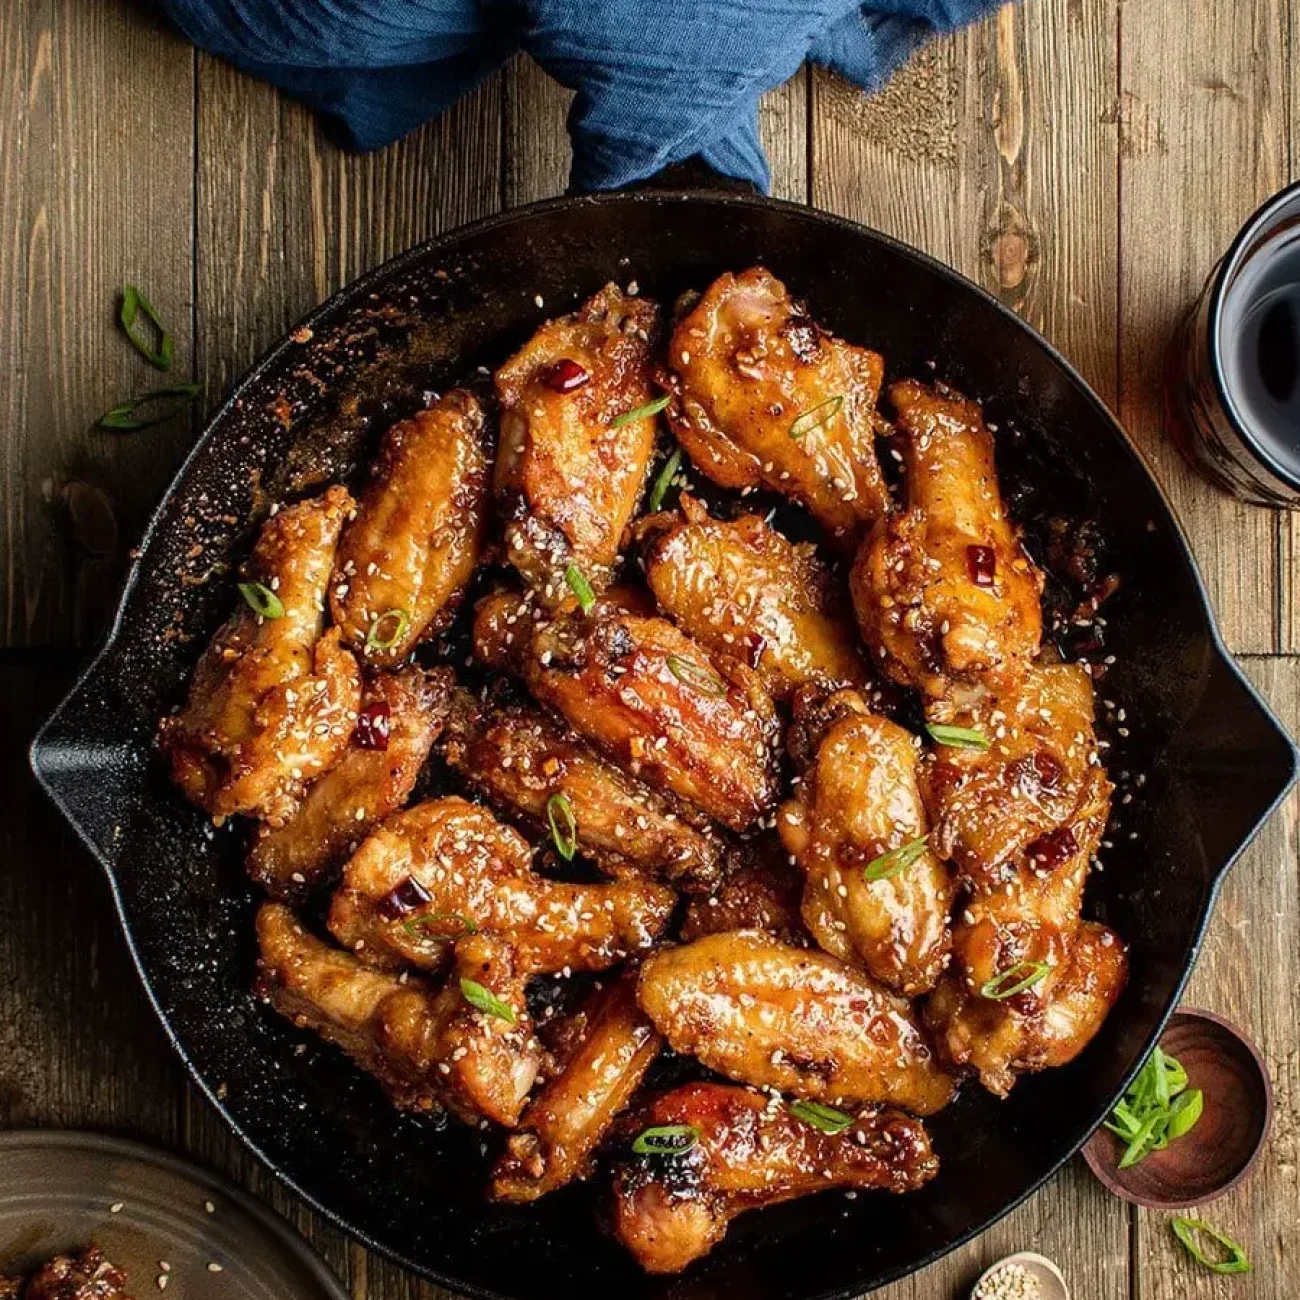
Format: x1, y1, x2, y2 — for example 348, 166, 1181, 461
29, 187, 1300, 1299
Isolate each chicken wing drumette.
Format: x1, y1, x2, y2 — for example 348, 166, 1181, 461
638, 930, 955, 1115
664, 268, 890, 541
328, 796, 675, 976
640, 495, 867, 700
610, 1083, 938, 1273
330, 390, 489, 666
160, 486, 360, 825
248, 665, 452, 901
851, 380, 1043, 698
495, 284, 662, 604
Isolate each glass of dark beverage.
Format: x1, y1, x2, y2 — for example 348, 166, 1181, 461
1170, 180, 1300, 507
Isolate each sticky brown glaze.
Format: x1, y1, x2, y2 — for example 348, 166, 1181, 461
442, 690, 726, 889
851, 380, 1043, 698
664, 268, 890, 541
160, 486, 360, 826
778, 691, 953, 995
495, 284, 662, 604
330, 390, 489, 666
248, 665, 453, 901
327, 796, 675, 976
637, 930, 956, 1115
609, 1083, 938, 1273
680, 840, 807, 946
491, 974, 661, 1202
640, 495, 867, 700
24, 1248, 130, 1300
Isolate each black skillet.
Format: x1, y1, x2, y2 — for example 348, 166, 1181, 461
30, 190, 1298, 1300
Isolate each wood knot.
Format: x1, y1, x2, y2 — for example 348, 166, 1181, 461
982, 204, 1040, 307
61, 479, 118, 557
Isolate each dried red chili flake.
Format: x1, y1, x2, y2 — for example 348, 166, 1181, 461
1026, 826, 1078, 873
355, 700, 392, 750
1031, 749, 1064, 791
545, 358, 590, 393
378, 874, 432, 921
967, 544, 997, 587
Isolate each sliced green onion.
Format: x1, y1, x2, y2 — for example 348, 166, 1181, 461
788, 1100, 854, 1135
100, 383, 201, 430
1118, 1109, 1168, 1168
666, 653, 727, 698
366, 608, 411, 653
789, 394, 844, 439
925, 723, 991, 751
459, 977, 516, 1025
647, 448, 684, 512
119, 285, 174, 370
863, 836, 929, 882
611, 393, 671, 428
631, 1124, 699, 1156
1171, 1217, 1250, 1275
564, 564, 596, 613
1152, 1045, 1171, 1109
979, 960, 1050, 1000
402, 913, 478, 942
1105, 1046, 1200, 1169
547, 792, 578, 861
1165, 1088, 1204, 1141
238, 581, 284, 620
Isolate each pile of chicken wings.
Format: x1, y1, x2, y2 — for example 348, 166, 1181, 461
159, 266, 1126, 1274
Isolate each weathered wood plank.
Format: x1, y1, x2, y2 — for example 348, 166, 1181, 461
0, 2, 195, 649
1118, 0, 1289, 654
1282, 50, 1300, 651
1133, 657, 1300, 1297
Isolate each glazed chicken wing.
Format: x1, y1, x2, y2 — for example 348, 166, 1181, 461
328, 796, 675, 976
851, 380, 1043, 698
160, 486, 361, 825
665, 268, 890, 541
491, 974, 661, 1202
680, 840, 807, 945
248, 666, 452, 901
495, 284, 661, 604
442, 691, 725, 889
330, 390, 489, 665
637, 930, 955, 1115
609, 1083, 938, 1274
778, 691, 953, 995
640, 495, 867, 699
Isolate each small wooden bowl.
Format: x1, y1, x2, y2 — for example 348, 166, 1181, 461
1082, 1007, 1272, 1209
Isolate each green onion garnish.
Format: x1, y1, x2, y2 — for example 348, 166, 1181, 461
564, 564, 596, 613
119, 285, 174, 370
787, 1101, 854, 1134
366, 608, 410, 653
862, 836, 929, 882
611, 394, 671, 427
666, 653, 727, 698
925, 723, 991, 751
402, 913, 478, 942
1171, 1217, 1250, 1275
459, 977, 516, 1024
789, 394, 844, 439
1105, 1045, 1203, 1167
979, 960, 1050, 1000
547, 792, 578, 861
647, 448, 684, 512
1165, 1088, 1204, 1140
631, 1124, 700, 1156
100, 383, 201, 430
238, 582, 284, 620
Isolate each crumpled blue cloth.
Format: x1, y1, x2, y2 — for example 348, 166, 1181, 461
159, 0, 1004, 193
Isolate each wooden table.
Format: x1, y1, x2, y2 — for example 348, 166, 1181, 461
1, 2, 1297, 1296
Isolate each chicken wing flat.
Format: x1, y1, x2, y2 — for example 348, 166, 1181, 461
248, 666, 452, 901
778, 692, 953, 995
640, 495, 867, 699
851, 380, 1043, 698
637, 930, 955, 1115
442, 691, 725, 889
24, 1249, 130, 1300
665, 268, 890, 541
680, 841, 807, 945
495, 284, 662, 604
328, 796, 675, 976
609, 1083, 938, 1274
491, 974, 661, 1203
330, 391, 489, 666
160, 486, 361, 825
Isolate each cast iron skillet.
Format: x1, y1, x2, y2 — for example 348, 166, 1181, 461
30, 191, 1299, 1300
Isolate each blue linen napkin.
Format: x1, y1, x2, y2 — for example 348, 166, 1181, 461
159, 0, 1004, 193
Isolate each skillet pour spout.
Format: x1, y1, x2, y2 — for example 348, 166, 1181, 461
29, 191, 1299, 1300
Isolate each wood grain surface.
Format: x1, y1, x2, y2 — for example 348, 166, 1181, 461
1, 0, 1298, 1296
